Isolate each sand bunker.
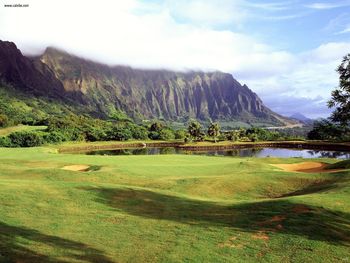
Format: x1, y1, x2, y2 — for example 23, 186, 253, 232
62, 165, 90, 172
271, 162, 342, 173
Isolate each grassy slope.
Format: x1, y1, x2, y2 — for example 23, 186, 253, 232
0, 147, 349, 262
0, 125, 47, 136
328, 160, 350, 169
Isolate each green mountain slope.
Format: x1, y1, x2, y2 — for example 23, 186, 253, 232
0, 40, 298, 126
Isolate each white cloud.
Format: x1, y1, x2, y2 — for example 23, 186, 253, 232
337, 25, 350, 34
0, 0, 295, 73
241, 42, 350, 118
243, 1, 292, 11
305, 1, 350, 10
243, 42, 350, 96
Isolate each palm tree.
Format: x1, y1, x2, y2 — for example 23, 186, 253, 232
207, 122, 220, 143
188, 120, 202, 141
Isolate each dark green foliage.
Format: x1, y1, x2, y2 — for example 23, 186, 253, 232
148, 131, 160, 140
277, 126, 311, 140
159, 129, 175, 140
224, 128, 251, 142
223, 127, 304, 142
8, 132, 44, 147
246, 128, 268, 141
109, 110, 132, 122
0, 136, 12, 147
129, 125, 148, 140
328, 54, 350, 125
188, 120, 202, 141
107, 126, 132, 141
46, 115, 111, 142
207, 122, 220, 143
43, 131, 68, 144
246, 127, 284, 141
147, 122, 177, 140
174, 130, 187, 140
0, 85, 72, 127
307, 119, 350, 141
85, 128, 107, 142
149, 122, 164, 133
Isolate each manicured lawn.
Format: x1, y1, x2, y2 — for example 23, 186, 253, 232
0, 147, 349, 262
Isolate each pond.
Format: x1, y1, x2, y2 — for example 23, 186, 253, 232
82, 147, 350, 159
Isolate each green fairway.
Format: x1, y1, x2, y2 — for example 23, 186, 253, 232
0, 147, 349, 262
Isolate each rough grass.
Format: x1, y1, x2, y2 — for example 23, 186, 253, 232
327, 159, 350, 169
0, 147, 349, 262
0, 125, 47, 136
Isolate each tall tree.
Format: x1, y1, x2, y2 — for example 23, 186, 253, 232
188, 120, 202, 141
328, 53, 350, 126
207, 122, 220, 143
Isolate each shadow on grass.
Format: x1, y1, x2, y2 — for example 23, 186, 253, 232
276, 172, 349, 198
0, 222, 113, 263
83, 187, 350, 246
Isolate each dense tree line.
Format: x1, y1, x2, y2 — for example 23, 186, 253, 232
185, 120, 303, 143
0, 115, 182, 147
0, 114, 307, 147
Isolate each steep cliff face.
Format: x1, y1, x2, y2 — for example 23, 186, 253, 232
0, 40, 65, 98
0, 40, 294, 126
39, 47, 285, 124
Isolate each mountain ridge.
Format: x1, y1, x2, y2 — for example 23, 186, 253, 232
290, 113, 313, 125
0, 40, 298, 127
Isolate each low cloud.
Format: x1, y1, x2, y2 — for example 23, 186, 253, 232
0, 0, 299, 73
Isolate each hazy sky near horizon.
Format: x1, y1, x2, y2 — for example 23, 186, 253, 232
1, 0, 350, 118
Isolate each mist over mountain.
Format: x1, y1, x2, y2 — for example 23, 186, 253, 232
0, 40, 297, 126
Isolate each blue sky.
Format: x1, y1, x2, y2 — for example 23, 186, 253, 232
1, 0, 350, 118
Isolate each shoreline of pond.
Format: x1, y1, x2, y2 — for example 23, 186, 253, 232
58, 140, 350, 154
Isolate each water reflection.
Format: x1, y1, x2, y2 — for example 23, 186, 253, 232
84, 147, 350, 159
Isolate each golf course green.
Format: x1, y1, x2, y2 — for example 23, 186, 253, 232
0, 146, 349, 262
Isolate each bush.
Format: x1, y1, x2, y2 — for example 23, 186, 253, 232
43, 131, 67, 144
85, 128, 107, 142
148, 131, 160, 140
174, 130, 187, 140
0, 136, 12, 147
159, 129, 175, 140
130, 125, 149, 140
8, 131, 44, 147
107, 126, 132, 141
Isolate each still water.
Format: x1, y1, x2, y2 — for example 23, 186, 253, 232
83, 147, 350, 159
